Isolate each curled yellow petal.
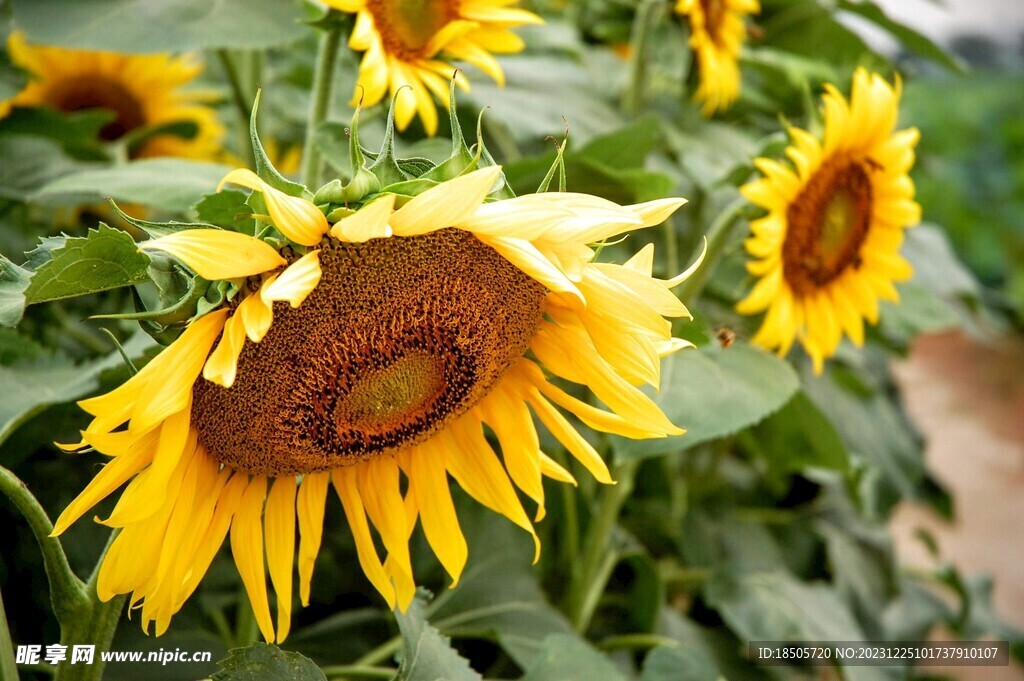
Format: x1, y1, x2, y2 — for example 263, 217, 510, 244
220, 168, 328, 246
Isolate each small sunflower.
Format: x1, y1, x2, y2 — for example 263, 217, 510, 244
675, 0, 759, 115
323, 0, 541, 135
54, 164, 698, 640
737, 68, 921, 372
3, 33, 223, 159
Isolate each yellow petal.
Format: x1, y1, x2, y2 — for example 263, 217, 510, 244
261, 250, 322, 308
390, 166, 502, 236
230, 476, 275, 643
265, 476, 297, 642
297, 472, 330, 606
139, 229, 286, 280
333, 467, 396, 608
527, 390, 613, 484
358, 458, 414, 600
220, 168, 328, 246
330, 194, 395, 243
406, 440, 468, 585
203, 310, 247, 388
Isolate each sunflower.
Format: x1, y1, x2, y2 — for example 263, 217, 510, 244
3, 32, 223, 159
52, 165, 697, 641
323, 0, 542, 135
675, 0, 759, 115
737, 68, 921, 372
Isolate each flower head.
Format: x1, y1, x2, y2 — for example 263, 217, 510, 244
323, 0, 542, 135
738, 68, 922, 372
675, 0, 760, 115
53, 105, 699, 642
2, 32, 223, 159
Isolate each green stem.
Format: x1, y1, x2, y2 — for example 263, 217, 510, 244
217, 49, 256, 168
565, 459, 639, 632
54, 530, 125, 681
598, 633, 678, 652
621, 0, 663, 116
301, 23, 344, 188
354, 636, 402, 667
0, 585, 17, 681
675, 196, 749, 306
322, 665, 397, 680
0, 467, 88, 623
662, 215, 680, 277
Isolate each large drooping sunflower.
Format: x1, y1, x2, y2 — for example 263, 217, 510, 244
53, 165, 698, 641
675, 0, 760, 115
3, 33, 223, 159
323, 0, 541, 135
737, 68, 921, 372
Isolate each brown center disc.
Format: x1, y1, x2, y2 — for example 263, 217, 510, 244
782, 158, 873, 295
192, 228, 547, 476
51, 77, 146, 142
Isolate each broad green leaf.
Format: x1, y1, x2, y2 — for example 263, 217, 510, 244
468, 55, 626, 145
212, 643, 326, 681
0, 255, 30, 327
11, 0, 307, 53
0, 331, 153, 447
704, 570, 864, 642
617, 343, 800, 460
519, 635, 626, 681
431, 503, 578, 669
743, 391, 851, 477
32, 159, 234, 212
394, 594, 483, 681
704, 570, 899, 681
641, 645, 718, 681
837, 0, 965, 73
24, 224, 151, 304
0, 135, 96, 200
817, 517, 897, 616
802, 363, 924, 513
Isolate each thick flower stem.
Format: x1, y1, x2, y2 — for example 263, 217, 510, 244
0, 586, 17, 681
301, 22, 345, 189
54, 530, 125, 681
565, 459, 639, 632
0, 467, 88, 623
676, 196, 749, 306
622, 0, 664, 116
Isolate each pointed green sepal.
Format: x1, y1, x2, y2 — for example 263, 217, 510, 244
250, 89, 309, 197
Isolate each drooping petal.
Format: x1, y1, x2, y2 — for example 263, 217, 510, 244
139, 229, 286, 280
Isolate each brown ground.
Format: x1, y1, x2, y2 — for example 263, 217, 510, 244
891, 330, 1024, 681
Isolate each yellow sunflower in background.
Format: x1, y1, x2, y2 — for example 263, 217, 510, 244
323, 0, 542, 135
53, 165, 698, 641
675, 0, 760, 115
738, 68, 921, 372
3, 32, 223, 159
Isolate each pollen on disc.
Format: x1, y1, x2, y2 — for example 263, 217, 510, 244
192, 228, 547, 476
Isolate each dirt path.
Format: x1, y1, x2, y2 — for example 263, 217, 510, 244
891, 331, 1024, 681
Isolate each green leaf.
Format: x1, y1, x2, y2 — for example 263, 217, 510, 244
837, 0, 965, 73
519, 635, 626, 681
193, 190, 256, 234
11, 0, 307, 53
431, 502, 578, 669
0, 255, 30, 327
744, 391, 851, 477
212, 643, 326, 681
617, 344, 800, 460
394, 593, 483, 681
32, 158, 234, 212
24, 224, 151, 304
641, 645, 718, 681
704, 570, 899, 681
0, 135, 96, 200
0, 331, 153, 447
802, 363, 924, 512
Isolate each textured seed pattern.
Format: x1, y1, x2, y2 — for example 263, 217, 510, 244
193, 228, 547, 476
